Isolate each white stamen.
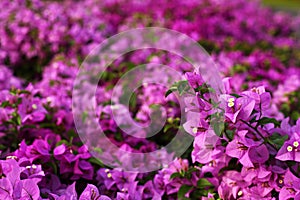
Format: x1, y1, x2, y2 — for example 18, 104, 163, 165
46, 97, 52, 102
32, 104, 37, 109
228, 98, 235, 102
238, 190, 243, 196
6, 156, 17, 160
293, 141, 299, 148
228, 102, 234, 107
287, 146, 293, 152
227, 98, 235, 107
192, 127, 198, 134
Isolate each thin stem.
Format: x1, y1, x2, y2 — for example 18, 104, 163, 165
241, 119, 277, 151
255, 102, 263, 129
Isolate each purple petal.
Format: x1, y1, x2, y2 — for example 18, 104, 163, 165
79, 184, 99, 200
279, 187, 295, 200
20, 179, 40, 200
260, 92, 271, 110
63, 182, 78, 199
239, 151, 254, 167
0, 178, 13, 199
226, 140, 244, 159
249, 145, 269, 163
54, 144, 66, 156
1, 159, 20, 186
276, 144, 294, 161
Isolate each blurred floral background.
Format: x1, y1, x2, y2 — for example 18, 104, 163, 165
0, 0, 300, 199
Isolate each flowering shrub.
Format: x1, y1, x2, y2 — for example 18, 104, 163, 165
0, 0, 300, 199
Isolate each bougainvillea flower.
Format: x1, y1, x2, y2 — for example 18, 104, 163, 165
48, 182, 77, 200
222, 95, 256, 123
192, 129, 222, 164
226, 130, 268, 167
218, 171, 250, 199
0, 159, 40, 200
79, 184, 111, 200
0, 0, 299, 199
276, 131, 300, 162
279, 170, 300, 200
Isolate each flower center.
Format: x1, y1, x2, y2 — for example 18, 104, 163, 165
287, 188, 296, 194
237, 142, 248, 151
287, 146, 293, 152
6, 156, 17, 160
227, 98, 235, 107
205, 144, 214, 149
237, 190, 243, 196
251, 87, 259, 93
293, 141, 299, 148
262, 182, 269, 187
192, 127, 198, 134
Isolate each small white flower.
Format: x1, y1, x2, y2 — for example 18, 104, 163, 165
287, 146, 293, 152
192, 127, 198, 134
293, 141, 299, 148
237, 190, 243, 196
227, 98, 235, 107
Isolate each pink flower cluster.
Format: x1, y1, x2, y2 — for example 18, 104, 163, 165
0, 0, 299, 199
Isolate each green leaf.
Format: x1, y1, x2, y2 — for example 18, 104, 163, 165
231, 64, 248, 73
165, 80, 190, 97
16, 97, 22, 105
258, 117, 280, 127
225, 130, 235, 140
163, 124, 173, 133
129, 92, 137, 110
177, 80, 190, 96
178, 185, 193, 199
187, 167, 198, 174
16, 115, 21, 125
19, 90, 31, 95
212, 122, 224, 137
165, 87, 177, 97
268, 133, 288, 149
183, 167, 198, 179
230, 93, 242, 98
170, 172, 182, 179
197, 178, 213, 188
94, 147, 103, 154
189, 189, 203, 199
82, 111, 88, 123
67, 130, 77, 138
291, 111, 300, 121
209, 113, 224, 137
9, 89, 17, 95
1, 101, 10, 107
115, 132, 123, 141
20, 124, 36, 131
221, 139, 228, 147
195, 85, 207, 93
0, 144, 6, 150
88, 157, 104, 167
56, 140, 70, 146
